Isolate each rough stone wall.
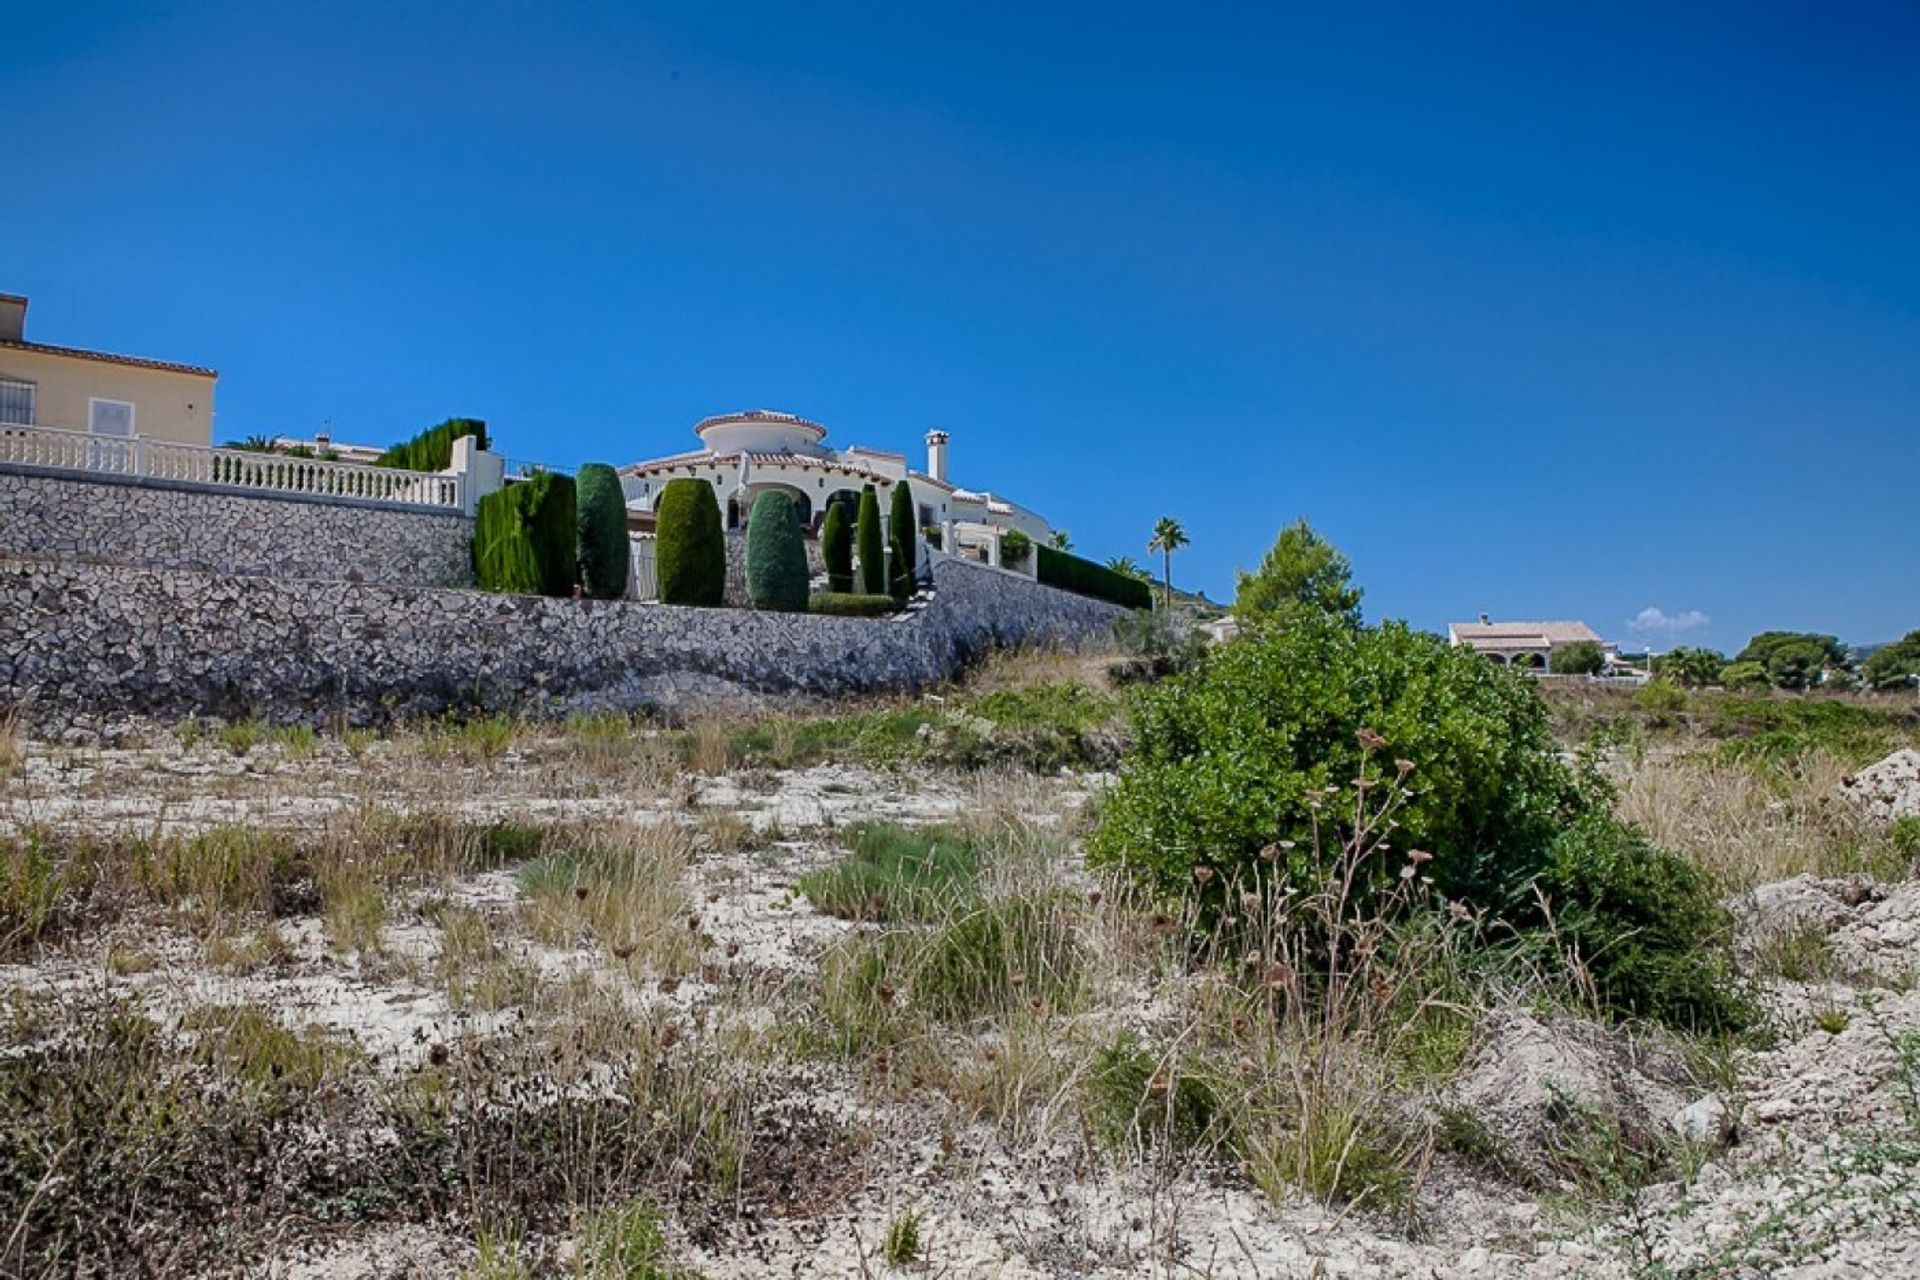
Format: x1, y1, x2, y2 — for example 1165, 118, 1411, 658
720, 530, 826, 607
0, 553, 1127, 733
0, 470, 474, 588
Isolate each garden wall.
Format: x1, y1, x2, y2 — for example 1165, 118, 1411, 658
0, 469, 474, 589
0, 553, 1128, 735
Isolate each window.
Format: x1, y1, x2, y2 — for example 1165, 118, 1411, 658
0, 379, 32, 425
919, 503, 935, 527
88, 398, 135, 437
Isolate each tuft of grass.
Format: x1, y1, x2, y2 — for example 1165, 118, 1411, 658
882, 1210, 922, 1268
516, 825, 699, 974
105, 945, 155, 976
220, 718, 265, 756
180, 1002, 357, 1093
578, 1196, 673, 1278
1086, 1033, 1224, 1158
798, 823, 981, 922
271, 722, 318, 757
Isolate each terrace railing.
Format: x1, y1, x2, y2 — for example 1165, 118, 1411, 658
0, 423, 465, 511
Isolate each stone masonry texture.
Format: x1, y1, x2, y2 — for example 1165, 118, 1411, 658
0, 470, 474, 588
0, 554, 1127, 734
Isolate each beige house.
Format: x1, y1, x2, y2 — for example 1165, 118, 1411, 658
0, 293, 217, 446
1447, 615, 1611, 669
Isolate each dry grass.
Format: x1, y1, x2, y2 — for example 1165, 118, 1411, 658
1614, 745, 1902, 888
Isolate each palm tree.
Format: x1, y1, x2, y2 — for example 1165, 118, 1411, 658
1147, 517, 1189, 612
1105, 555, 1149, 581
1050, 530, 1073, 551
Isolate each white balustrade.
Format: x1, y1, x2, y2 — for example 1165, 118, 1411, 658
0, 423, 465, 512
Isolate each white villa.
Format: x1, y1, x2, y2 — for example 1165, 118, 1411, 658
617, 410, 1054, 568
1447, 615, 1615, 669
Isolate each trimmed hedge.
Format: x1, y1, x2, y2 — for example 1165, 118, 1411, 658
808, 592, 897, 617
1036, 545, 1153, 610
888, 479, 917, 600
655, 478, 725, 606
472, 471, 576, 596
821, 502, 854, 593
856, 484, 886, 596
574, 462, 629, 600
746, 490, 809, 612
376, 418, 488, 472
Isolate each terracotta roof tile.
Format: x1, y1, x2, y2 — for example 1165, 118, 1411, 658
0, 338, 217, 379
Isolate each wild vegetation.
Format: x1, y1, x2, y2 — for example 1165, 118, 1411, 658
3, 587, 1918, 1273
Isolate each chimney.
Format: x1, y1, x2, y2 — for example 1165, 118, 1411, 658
1479, 613, 1491, 625
925, 429, 949, 484
0, 294, 25, 343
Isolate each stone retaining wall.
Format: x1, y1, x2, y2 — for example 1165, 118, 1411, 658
0, 553, 1127, 734
0, 469, 474, 588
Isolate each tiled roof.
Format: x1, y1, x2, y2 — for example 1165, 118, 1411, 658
693, 409, 827, 437
621, 449, 895, 483
0, 338, 217, 379
1449, 620, 1602, 646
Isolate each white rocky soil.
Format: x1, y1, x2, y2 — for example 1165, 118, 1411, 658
5, 737, 1919, 1278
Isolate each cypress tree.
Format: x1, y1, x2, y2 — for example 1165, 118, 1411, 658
655, 478, 725, 606
855, 484, 885, 596
888, 480, 917, 600
821, 502, 854, 593
746, 491, 809, 612
574, 462, 630, 600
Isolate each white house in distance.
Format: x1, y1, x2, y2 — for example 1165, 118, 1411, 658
1447, 615, 1614, 669
617, 410, 1054, 568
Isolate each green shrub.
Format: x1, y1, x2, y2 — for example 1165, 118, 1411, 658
1864, 630, 1920, 691
797, 823, 980, 922
1089, 615, 1586, 917
574, 462, 629, 600
1000, 529, 1032, 569
1532, 811, 1754, 1032
1086, 1033, 1223, 1156
1036, 545, 1153, 610
888, 480, 917, 600
472, 472, 575, 596
655, 479, 725, 607
1551, 640, 1606, 676
1634, 677, 1688, 724
1718, 660, 1770, 691
821, 502, 854, 593
745, 490, 809, 612
373, 417, 487, 472
808, 592, 896, 618
856, 485, 886, 596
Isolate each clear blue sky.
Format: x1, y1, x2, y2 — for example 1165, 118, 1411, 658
5, 2, 1916, 649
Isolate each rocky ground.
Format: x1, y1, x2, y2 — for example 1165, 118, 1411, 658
3, 731, 1918, 1278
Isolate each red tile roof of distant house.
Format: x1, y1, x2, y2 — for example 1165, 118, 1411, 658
0, 337, 218, 379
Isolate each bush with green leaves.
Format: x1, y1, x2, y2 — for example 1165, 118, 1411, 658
856, 485, 886, 596
471, 472, 576, 596
374, 417, 487, 472
1718, 660, 1770, 691
573, 462, 629, 600
808, 592, 896, 617
999, 528, 1033, 568
745, 490, 809, 612
820, 502, 854, 593
888, 480, 917, 600
1864, 630, 1920, 691
1652, 645, 1725, 687
1551, 640, 1606, 676
1736, 631, 1849, 690
1089, 615, 1587, 916
654, 478, 725, 607
1531, 811, 1754, 1032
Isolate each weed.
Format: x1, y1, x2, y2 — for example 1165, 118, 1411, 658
105, 945, 155, 976
579, 1196, 673, 1277
882, 1210, 922, 1268
1085, 1033, 1224, 1158
798, 822, 981, 922
220, 718, 265, 756
272, 722, 319, 757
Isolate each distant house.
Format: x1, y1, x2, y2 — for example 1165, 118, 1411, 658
0, 292, 217, 446
1446, 615, 1613, 670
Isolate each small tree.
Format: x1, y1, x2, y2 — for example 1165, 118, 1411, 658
1863, 630, 1920, 691
820, 502, 854, 593
655, 478, 725, 607
1051, 530, 1073, 551
1147, 517, 1189, 612
746, 490, 809, 612
888, 480, 917, 600
1653, 646, 1725, 688
1000, 529, 1033, 568
856, 484, 886, 596
1736, 631, 1848, 690
574, 462, 630, 600
1550, 640, 1606, 675
1234, 518, 1361, 625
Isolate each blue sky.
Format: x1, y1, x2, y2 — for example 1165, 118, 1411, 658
4, 2, 1916, 649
